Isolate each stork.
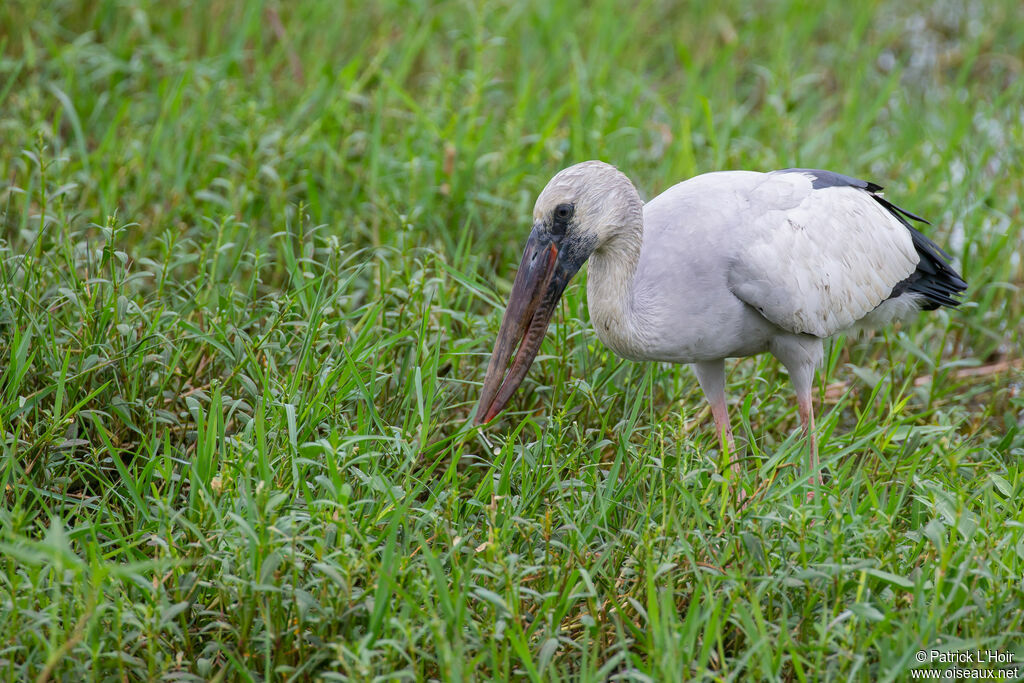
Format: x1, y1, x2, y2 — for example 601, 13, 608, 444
475, 161, 966, 490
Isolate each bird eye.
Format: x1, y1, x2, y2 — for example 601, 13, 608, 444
551, 203, 574, 235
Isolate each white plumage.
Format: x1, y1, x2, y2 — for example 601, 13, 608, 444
476, 161, 966, 494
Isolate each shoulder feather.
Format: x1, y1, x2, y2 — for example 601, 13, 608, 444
728, 171, 919, 337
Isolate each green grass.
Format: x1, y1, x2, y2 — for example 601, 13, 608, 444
1, 0, 1023, 680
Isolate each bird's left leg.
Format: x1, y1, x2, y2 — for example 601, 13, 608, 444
693, 360, 739, 477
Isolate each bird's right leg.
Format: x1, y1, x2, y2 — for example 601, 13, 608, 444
693, 360, 739, 477
772, 336, 825, 500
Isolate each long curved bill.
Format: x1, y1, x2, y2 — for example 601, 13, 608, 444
475, 229, 578, 424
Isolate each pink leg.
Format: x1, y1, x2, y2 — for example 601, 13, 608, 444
796, 387, 819, 492
772, 337, 825, 501
694, 360, 740, 478
708, 393, 739, 476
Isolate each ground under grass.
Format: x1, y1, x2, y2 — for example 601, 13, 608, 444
1, 0, 1022, 680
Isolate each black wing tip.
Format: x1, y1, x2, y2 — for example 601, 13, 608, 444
873, 195, 932, 226
890, 269, 967, 310
888, 226, 968, 310
866, 184, 967, 310
865, 182, 967, 311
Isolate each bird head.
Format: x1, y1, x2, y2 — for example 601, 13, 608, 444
475, 161, 642, 424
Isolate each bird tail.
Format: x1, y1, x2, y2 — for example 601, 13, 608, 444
874, 196, 968, 310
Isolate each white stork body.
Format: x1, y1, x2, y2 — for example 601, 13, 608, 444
589, 170, 923, 362
476, 162, 966, 492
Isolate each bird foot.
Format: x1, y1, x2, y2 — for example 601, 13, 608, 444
804, 473, 822, 502
732, 483, 749, 504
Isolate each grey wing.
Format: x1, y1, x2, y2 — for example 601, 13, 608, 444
727, 172, 918, 338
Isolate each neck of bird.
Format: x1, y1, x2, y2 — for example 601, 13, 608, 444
585, 217, 646, 358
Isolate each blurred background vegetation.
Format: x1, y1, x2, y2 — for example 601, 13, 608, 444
1, 0, 1022, 679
